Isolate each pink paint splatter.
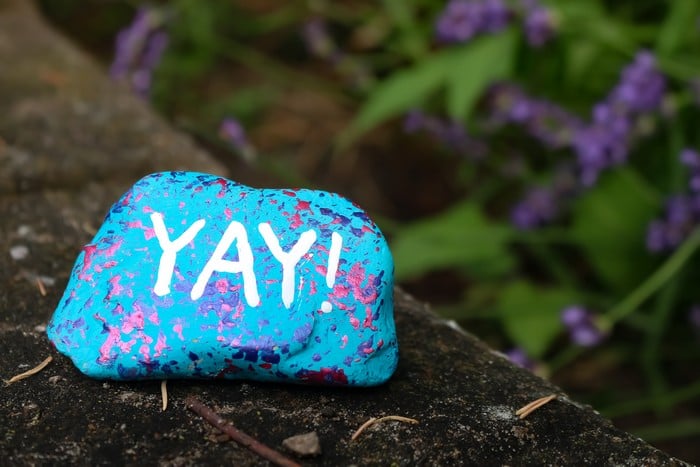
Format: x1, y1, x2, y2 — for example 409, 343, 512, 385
147, 311, 160, 325
214, 177, 228, 198
139, 343, 151, 362
173, 323, 184, 340
295, 199, 314, 214
106, 275, 125, 299
121, 190, 133, 206
103, 239, 123, 257
224, 207, 233, 220
127, 220, 155, 240
332, 284, 350, 299
79, 244, 97, 280
289, 212, 303, 229
98, 324, 121, 363
154, 332, 168, 357
363, 306, 377, 330
215, 278, 229, 293
122, 309, 144, 334
346, 263, 378, 305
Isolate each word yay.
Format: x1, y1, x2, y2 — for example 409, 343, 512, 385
150, 212, 342, 309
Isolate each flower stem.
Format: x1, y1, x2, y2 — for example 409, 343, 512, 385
599, 228, 700, 331
641, 274, 681, 414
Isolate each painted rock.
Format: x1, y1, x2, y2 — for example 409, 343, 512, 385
47, 172, 398, 386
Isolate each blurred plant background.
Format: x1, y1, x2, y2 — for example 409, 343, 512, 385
39, 0, 700, 461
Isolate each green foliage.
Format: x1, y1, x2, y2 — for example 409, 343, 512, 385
570, 169, 660, 292
391, 200, 514, 281
497, 281, 577, 358
342, 29, 517, 147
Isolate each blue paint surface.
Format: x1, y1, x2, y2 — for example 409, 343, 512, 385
47, 172, 398, 386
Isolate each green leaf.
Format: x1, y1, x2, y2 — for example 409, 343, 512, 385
655, 0, 700, 57
391, 200, 515, 281
497, 281, 577, 358
339, 50, 452, 149
445, 29, 517, 121
340, 30, 517, 148
381, 0, 427, 60
570, 168, 661, 293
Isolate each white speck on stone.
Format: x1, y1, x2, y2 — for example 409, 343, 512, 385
484, 405, 516, 421
10, 245, 29, 260
34, 324, 47, 333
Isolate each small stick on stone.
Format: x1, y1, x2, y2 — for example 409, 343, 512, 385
185, 396, 301, 467
36, 277, 47, 296
6, 356, 53, 385
516, 394, 557, 419
161, 380, 168, 411
351, 415, 419, 441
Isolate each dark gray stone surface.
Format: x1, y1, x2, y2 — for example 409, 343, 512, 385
0, 1, 689, 465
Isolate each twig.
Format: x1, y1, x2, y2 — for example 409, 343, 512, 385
6, 356, 53, 384
161, 380, 168, 411
351, 415, 419, 441
36, 277, 47, 296
185, 396, 301, 467
516, 394, 557, 419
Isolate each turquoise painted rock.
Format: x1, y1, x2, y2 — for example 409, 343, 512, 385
47, 172, 398, 386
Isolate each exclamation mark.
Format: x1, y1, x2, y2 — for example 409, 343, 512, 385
321, 232, 342, 313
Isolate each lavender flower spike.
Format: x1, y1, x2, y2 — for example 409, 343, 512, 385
510, 186, 558, 230
110, 7, 168, 97
524, 7, 555, 47
219, 118, 256, 163
504, 347, 536, 371
435, 0, 510, 44
560, 306, 606, 347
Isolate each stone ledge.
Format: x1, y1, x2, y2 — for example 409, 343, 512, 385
0, 1, 688, 465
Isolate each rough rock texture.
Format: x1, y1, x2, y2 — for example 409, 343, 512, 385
0, 1, 690, 465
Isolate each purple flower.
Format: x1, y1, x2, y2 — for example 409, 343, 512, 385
403, 110, 487, 159
560, 306, 606, 347
572, 123, 628, 186
403, 110, 426, 133
302, 19, 336, 60
489, 84, 582, 150
510, 186, 558, 230
572, 51, 666, 185
646, 151, 700, 253
690, 305, 700, 329
646, 194, 700, 252
610, 51, 666, 113
110, 7, 168, 97
523, 7, 555, 47
110, 8, 153, 79
219, 118, 247, 149
435, 0, 510, 44
680, 148, 700, 168
680, 149, 700, 192
219, 118, 256, 163
504, 347, 535, 370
